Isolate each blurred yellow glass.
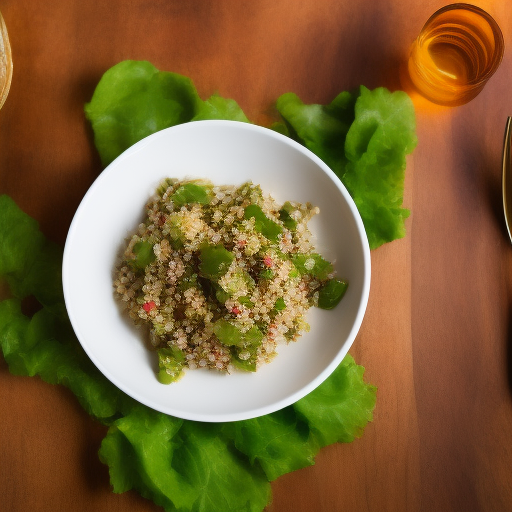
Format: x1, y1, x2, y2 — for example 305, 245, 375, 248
408, 3, 504, 107
0, 9, 12, 110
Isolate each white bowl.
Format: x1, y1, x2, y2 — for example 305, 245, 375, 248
63, 120, 370, 422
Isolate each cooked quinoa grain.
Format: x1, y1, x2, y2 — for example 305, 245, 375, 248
114, 178, 348, 384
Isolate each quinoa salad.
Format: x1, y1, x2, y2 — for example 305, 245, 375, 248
114, 178, 348, 384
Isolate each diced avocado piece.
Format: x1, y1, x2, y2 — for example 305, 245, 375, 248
157, 347, 186, 384
278, 201, 297, 230
291, 253, 333, 280
244, 204, 283, 242
198, 244, 235, 280
129, 241, 155, 270
170, 183, 212, 207
317, 278, 348, 310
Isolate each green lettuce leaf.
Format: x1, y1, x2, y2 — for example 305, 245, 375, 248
293, 353, 377, 446
342, 87, 417, 248
224, 407, 317, 481
274, 90, 357, 177
0, 195, 63, 308
193, 94, 249, 122
0, 195, 376, 512
173, 422, 272, 512
85, 60, 249, 167
98, 425, 140, 494
275, 86, 417, 249
101, 409, 197, 511
0, 298, 129, 421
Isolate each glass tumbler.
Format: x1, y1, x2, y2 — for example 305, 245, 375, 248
408, 3, 504, 107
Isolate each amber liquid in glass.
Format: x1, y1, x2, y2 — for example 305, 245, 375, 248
408, 4, 504, 106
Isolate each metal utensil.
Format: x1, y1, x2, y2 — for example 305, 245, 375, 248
502, 117, 512, 243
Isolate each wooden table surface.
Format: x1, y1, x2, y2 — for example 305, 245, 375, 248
1, 1, 512, 511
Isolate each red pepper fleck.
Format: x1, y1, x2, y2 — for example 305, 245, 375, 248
143, 301, 156, 313
263, 256, 273, 267
231, 306, 241, 315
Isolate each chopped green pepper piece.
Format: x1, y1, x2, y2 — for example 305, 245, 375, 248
215, 286, 231, 304
198, 244, 234, 280
230, 350, 257, 372
278, 202, 297, 230
129, 241, 155, 270
214, 319, 243, 346
243, 325, 264, 346
170, 183, 211, 207
157, 347, 186, 384
228, 325, 263, 372
317, 278, 348, 310
274, 297, 286, 311
244, 204, 282, 242
213, 320, 263, 348
259, 268, 274, 280
292, 253, 333, 280
239, 296, 255, 308
288, 266, 300, 279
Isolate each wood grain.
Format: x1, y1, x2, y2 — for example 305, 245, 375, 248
1, 0, 511, 511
